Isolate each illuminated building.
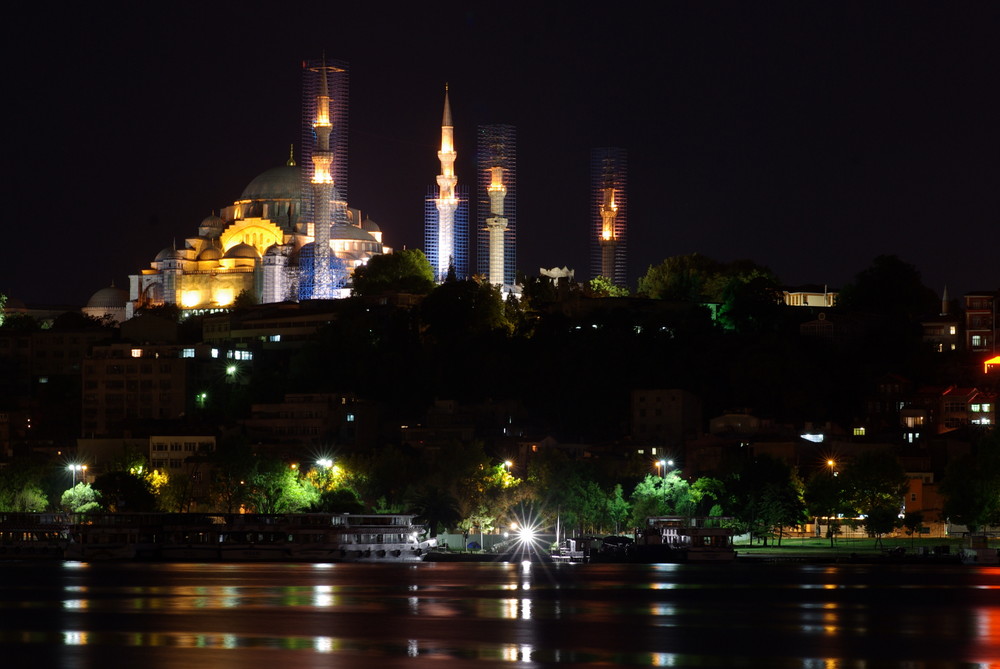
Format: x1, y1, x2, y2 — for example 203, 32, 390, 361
425, 86, 469, 281
128, 58, 388, 317
476, 124, 516, 286
590, 147, 628, 288
964, 290, 997, 353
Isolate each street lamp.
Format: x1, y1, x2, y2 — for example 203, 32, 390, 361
827, 459, 838, 477
503, 460, 512, 475
68, 464, 87, 486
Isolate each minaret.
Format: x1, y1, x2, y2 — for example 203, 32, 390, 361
477, 124, 516, 286
310, 60, 335, 298
434, 85, 458, 281
485, 164, 508, 285
599, 166, 619, 282
590, 147, 628, 288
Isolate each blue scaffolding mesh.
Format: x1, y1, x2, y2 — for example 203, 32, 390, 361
590, 147, 628, 288
476, 124, 517, 285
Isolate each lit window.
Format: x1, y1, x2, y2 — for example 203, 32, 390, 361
131, 348, 142, 358
211, 349, 219, 359
346, 413, 355, 422
983, 404, 992, 413
182, 348, 194, 358
269, 335, 281, 342
973, 335, 983, 347
853, 427, 865, 436
972, 404, 981, 412
949, 326, 957, 335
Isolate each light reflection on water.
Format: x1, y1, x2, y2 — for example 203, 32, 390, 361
2, 560, 1000, 667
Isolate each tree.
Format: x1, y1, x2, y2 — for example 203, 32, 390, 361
903, 510, 924, 548
725, 455, 806, 546
804, 469, 849, 547
941, 434, 1000, 533
840, 450, 908, 545
407, 486, 463, 538
245, 459, 319, 514
419, 277, 510, 341
352, 249, 435, 296
61, 483, 101, 513
586, 276, 629, 298
638, 254, 722, 301
837, 255, 939, 321
92, 471, 156, 512
629, 471, 695, 527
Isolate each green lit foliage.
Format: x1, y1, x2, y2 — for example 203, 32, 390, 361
586, 276, 629, 298
0, 460, 50, 512
61, 482, 101, 513
629, 471, 694, 527
244, 459, 318, 514
352, 249, 435, 296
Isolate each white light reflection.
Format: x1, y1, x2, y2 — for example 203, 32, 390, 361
408, 596, 419, 615
651, 652, 679, 666
502, 643, 534, 662
63, 631, 88, 645
62, 599, 87, 610
314, 636, 333, 652
312, 584, 334, 607
408, 639, 419, 657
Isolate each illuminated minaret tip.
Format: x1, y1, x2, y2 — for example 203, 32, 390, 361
434, 84, 458, 281
310, 58, 335, 297
599, 163, 619, 280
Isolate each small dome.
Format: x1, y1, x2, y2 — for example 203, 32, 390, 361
329, 223, 377, 243
86, 285, 128, 310
241, 165, 302, 201
155, 247, 183, 261
224, 243, 261, 260
264, 243, 283, 256
361, 216, 381, 233
198, 247, 222, 261
198, 214, 225, 236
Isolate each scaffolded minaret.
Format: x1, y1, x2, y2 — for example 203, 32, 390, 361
310, 61, 336, 298
477, 124, 516, 286
590, 147, 628, 288
434, 86, 458, 281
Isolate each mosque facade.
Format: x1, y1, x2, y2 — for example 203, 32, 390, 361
127, 59, 388, 318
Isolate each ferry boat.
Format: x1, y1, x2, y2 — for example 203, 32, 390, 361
1, 512, 436, 563
0, 513, 73, 559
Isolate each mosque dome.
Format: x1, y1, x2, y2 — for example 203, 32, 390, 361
264, 244, 283, 256
198, 247, 222, 261
86, 285, 128, 310
241, 165, 301, 201
154, 247, 183, 261
224, 243, 261, 260
361, 216, 381, 233
330, 223, 377, 243
198, 214, 225, 237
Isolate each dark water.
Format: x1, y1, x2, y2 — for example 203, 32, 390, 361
2, 560, 999, 668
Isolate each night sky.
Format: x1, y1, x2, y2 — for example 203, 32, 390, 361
6, 2, 999, 308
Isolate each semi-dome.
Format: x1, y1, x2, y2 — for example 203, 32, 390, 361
329, 223, 377, 243
241, 165, 302, 201
224, 243, 261, 260
198, 247, 222, 261
86, 285, 128, 310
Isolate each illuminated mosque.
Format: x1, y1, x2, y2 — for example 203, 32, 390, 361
127, 58, 389, 318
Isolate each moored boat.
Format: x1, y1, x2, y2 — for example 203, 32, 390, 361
1, 512, 436, 563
